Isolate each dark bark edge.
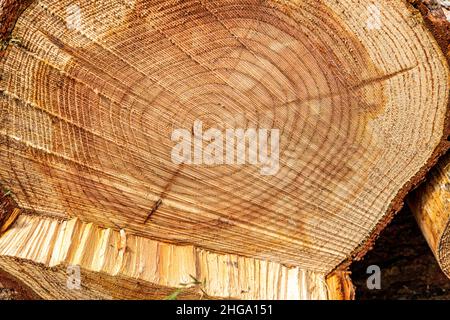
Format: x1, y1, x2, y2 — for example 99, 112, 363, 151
0, 0, 35, 58
334, 0, 450, 274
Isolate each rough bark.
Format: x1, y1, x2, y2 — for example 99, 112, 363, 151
0, 0, 449, 299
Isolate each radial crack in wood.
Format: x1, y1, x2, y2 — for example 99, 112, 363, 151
0, 0, 449, 298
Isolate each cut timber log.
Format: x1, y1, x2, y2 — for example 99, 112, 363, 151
0, 0, 449, 299
407, 0, 450, 280
409, 152, 450, 278
0, 213, 335, 300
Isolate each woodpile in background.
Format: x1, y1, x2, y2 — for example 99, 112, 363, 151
0, 0, 449, 299
410, 153, 450, 279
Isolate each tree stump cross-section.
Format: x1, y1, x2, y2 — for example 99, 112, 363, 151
0, 0, 448, 299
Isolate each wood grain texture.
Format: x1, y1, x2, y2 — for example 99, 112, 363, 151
0, 214, 332, 299
402, 0, 450, 280
0, 189, 20, 236
336, 0, 450, 272
326, 271, 355, 300
409, 152, 450, 278
0, 0, 449, 277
